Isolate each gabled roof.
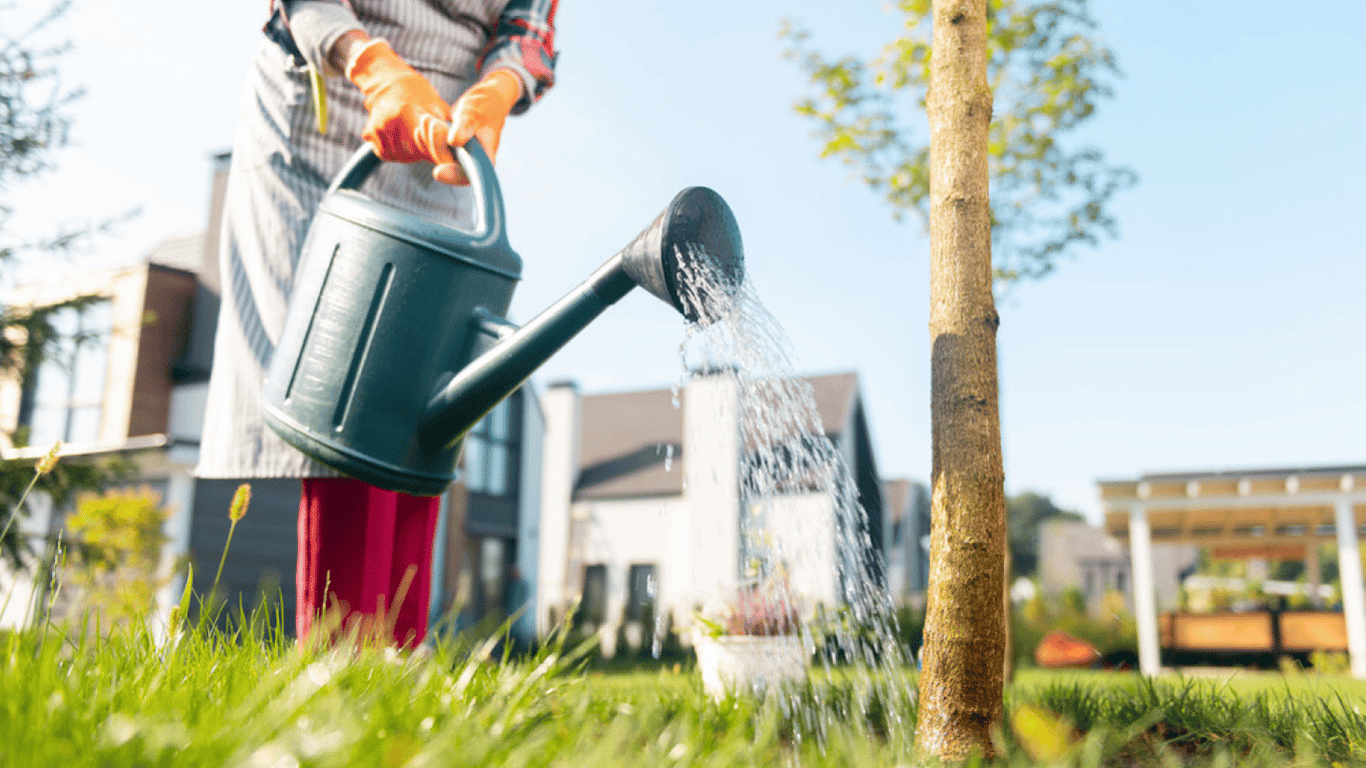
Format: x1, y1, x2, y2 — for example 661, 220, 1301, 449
576, 386, 683, 499
574, 371, 862, 500
807, 371, 859, 437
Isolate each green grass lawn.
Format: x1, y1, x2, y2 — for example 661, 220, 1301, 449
6, 612, 1366, 767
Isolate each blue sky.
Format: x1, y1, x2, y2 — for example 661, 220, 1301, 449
8, 0, 1365, 521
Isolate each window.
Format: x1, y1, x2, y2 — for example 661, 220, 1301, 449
580, 564, 608, 629
478, 537, 508, 622
625, 564, 657, 623
462, 395, 519, 496
22, 300, 112, 447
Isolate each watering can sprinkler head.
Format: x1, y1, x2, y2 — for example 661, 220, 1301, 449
615, 186, 745, 324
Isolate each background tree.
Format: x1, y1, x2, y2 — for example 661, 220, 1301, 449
1008, 491, 1083, 578
0, 2, 130, 572
783, 0, 1135, 284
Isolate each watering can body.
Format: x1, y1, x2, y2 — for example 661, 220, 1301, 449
263, 139, 746, 497
262, 142, 520, 495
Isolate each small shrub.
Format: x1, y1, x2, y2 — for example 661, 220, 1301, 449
62, 486, 174, 632
1309, 650, 1351, 675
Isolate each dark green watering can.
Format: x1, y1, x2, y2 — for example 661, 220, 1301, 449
261, 139, 744, 496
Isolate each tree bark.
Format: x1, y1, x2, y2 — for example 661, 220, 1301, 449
914, 0, 1007, 761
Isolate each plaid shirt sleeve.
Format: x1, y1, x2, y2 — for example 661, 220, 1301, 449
478, 0, 559, 114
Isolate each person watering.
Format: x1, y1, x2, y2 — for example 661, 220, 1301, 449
198, 0, 557, 648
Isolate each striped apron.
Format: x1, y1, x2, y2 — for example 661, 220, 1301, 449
198, 0, 510, 479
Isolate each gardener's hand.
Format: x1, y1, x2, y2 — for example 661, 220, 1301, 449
433, 68, 523, 186
346, 37, 455, 168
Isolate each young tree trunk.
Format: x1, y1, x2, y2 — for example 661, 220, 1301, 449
914, 0, 1007, 761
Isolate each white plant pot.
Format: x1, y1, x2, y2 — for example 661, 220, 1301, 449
694, 634, 809, 698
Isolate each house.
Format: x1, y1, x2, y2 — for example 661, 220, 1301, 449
533, 370, 887, 652
0, 244, 205, 628
0, 152, 545, 639
1036, 518, 1138, 615
883, 477, 930, 607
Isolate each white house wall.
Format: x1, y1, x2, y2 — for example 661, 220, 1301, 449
0, 493, 54, 629
568, 490, 841, 638
682, 374, 741, 618
569, 496, 690, 637
753, 491, 837, 609
536, 373, 878, 644
536, 385, 579, 635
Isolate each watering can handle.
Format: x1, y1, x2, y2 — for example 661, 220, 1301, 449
326, 137, 507, 244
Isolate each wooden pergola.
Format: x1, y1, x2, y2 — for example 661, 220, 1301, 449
1101, 465, 1366, 677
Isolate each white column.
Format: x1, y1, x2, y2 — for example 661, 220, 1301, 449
536, 383, 580, 636
1127, 503, 1161, 676
512, 390, 545, 642
683, 373, 741, 615
1333, 483, 1366, 678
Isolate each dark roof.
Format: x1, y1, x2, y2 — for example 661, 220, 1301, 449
574, 371, 862, 500
576, 386, 683, 499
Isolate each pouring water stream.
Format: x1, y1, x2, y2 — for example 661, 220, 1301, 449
672, 247, 914, 747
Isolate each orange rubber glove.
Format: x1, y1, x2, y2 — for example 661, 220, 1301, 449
347, 39, 455, 167
434, 68, 523, 186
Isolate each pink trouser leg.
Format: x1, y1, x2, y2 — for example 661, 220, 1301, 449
297, 478, 440, 647
390, 491, 442, 647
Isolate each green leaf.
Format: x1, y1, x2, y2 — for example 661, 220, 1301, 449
784, 0, 1137, 285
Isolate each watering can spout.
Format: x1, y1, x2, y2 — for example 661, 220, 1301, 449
263, 138, 745, 496
418, 186, 745, 451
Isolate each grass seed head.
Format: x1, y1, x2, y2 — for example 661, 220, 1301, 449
36, 441, 62, 475
229, 483, 251, 522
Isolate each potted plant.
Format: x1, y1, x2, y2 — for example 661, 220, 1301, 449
694, 582, 809, 698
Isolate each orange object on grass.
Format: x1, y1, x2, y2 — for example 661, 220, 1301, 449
1034, 630, 1101, 668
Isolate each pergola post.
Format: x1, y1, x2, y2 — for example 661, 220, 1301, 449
1127, 502, 1161, 675
1333, 481, 1366, 679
